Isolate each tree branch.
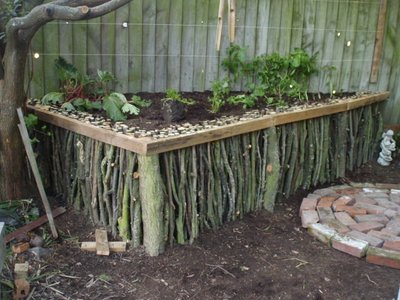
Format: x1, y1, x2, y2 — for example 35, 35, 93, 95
52, 0, 110, 8
8, 0, 132, 31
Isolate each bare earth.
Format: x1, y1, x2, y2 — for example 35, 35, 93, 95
8, 155, 399, 300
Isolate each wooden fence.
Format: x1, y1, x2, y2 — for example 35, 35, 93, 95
28, 0, 400, 124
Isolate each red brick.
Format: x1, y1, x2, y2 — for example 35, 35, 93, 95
353, 214, 389, 224
381, 226, 400, 236
332, 196, 355, 210
383, 240, 400, 251
325, 220, 350, 234
347, 230, 384, 247
331, 234, 368, 258
334, 205, 367, 217
336, 188, 361, 195
11, 242, 30, 254
314, 188, 336, 196
354, 203, 386, 214
299, 198, 318, 215
367, 230, 400, 241
349, 221, 384, 233
308, 223, 336, 245
362, 192, 389, 198
384, 209, 398, 218
317, 196, 337, 208
301, 210, 319, 228
334, 212, 357, 226
366, 247, 400, 269
354, 196, 377, 205
317, 207, 335, 223
374, 198, 400, 210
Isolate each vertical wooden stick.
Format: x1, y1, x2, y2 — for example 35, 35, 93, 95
216, 0, 225, 51
16, 108, 58, 239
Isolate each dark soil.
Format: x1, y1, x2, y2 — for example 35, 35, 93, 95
122, 91, 352, 131
6, 156, 400, 300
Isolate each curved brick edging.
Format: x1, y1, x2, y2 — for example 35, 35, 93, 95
301, 185, 400, 269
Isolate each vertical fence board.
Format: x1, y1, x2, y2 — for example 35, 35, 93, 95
339, 2, 359, 92
72, 21, 88, 77
101, 12, 116, 74
309, 0, 327, 92
267, 0, 283, 54
167, 0, 183, 90
115, 7, 130, 92
30, 28, 45, 97
129, 0, 143, 92
180, 0, 196, 91
43, 22, 59, 93
290, 0, 304, 51
255, 1, 270, 56
87, 18, 102, 77
142, 1, 156, 92
155, 0, 170, 92
204, 1, 219, 88
278, 0, 293, 55
193, 0, 209, 91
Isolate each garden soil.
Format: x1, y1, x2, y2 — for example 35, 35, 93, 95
14, 155, 400, 300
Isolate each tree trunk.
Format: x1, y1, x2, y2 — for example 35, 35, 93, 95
138, 154, 165, 256
0, 32, 32, 200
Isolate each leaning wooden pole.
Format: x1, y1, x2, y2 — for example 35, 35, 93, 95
138, 154, 165, 256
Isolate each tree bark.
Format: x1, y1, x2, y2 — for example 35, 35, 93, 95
138, 154, 165, 256
0, 0, 132, 201
0, 31, 31, 200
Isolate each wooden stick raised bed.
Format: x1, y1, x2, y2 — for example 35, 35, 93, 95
30, 92, 388, 256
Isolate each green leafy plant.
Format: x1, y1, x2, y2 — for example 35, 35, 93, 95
131, 95, 152, 108
220, 45, 320, 104
208, 79, 230, 113
227, 94, 257, 109
163, 88, 195, 105
40, 57, 140, 121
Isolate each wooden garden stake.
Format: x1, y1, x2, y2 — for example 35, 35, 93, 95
216, 0, 225, 51
16, 108, 58, 239
216, 0, 236, 50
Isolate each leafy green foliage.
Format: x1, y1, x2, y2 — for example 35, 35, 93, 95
208, 79, 230, 113
24, 113, 38, 129
164, 88, 195, 105
219, 44, 322, 108
131, 95, 152, 108
41, 92, 64, 105
41, 57, 139, 121
227, 94, 256, 109
103, 93, 140, 121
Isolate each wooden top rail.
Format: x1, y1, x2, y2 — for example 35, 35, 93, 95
29, 92, 389, 155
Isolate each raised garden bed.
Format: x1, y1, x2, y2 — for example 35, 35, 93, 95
29, 91, 389, 256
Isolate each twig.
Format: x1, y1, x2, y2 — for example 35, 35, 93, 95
284, 257, 310, 268
26, 286, 36, 300
205, 264, 236, 278
364, 274, 378, 286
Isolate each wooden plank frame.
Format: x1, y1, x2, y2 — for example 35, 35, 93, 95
29, 92, 389, 156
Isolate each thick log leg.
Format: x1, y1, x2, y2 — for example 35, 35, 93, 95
138, 154, 165, 256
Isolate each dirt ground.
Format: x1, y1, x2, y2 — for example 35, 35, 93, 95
2, 154, 398, 300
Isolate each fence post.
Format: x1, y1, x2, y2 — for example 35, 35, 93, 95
138, 154, 165, 256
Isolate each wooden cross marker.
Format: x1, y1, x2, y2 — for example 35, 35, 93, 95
216, 0, 236, 51
81, 229, 127, 255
